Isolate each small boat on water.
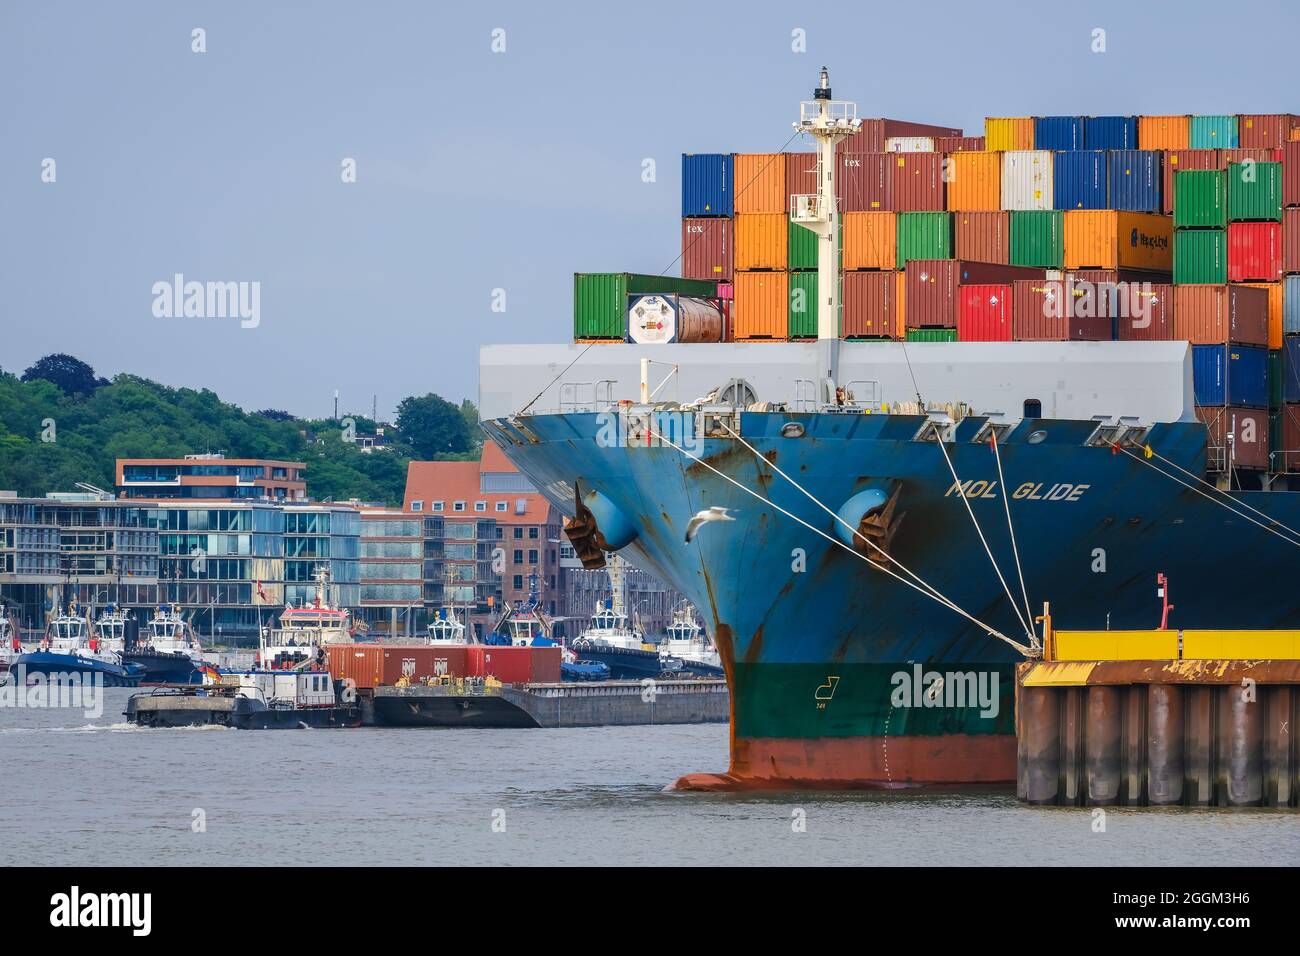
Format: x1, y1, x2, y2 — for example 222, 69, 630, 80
657, 604, 725, 678
426, 606, 470, 645
569, 557, 664, 679
118, 605, 206, 685
11, 604, 144, 686
257, 567, 355, 670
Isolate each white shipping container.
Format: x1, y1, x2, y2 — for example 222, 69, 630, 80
884, 136, 935, 153
1001, 150, 1054, 210
626, 294, 724, 345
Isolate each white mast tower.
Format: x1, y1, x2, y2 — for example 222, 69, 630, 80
791, 67, 861, 404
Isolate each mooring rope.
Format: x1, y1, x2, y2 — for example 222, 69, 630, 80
988, 429, 1037, 647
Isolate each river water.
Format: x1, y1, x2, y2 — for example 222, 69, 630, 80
2, 689, 1294, 866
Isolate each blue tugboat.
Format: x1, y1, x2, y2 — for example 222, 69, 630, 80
10, 604, 144, 687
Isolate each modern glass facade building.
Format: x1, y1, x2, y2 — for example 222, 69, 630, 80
357, 508, 424, 637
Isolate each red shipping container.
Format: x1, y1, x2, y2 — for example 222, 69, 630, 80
1194, 406, 1270, 470
958, 284, 1012, 341
528, 646, 562, 684
953, 211, 1009, 264
907, 260, 1045, 328
1285, 142, 1300, 208
839, 118, 963, 153
1227, 221, 1283, 281
1218, 148, 1283, 169
1172, 284, 1269, 345
840, 152, 891, 211
841, 270, 899, 338
1285, 208, 1300, 274
325, 644, 470, 690
1237, 114, 1300, 149
466, 645, 559, 684
1011, 280, 1111, 340
1282, 406, 1300, 472
681, 218, 733, 281
935, 136, 986, 152
1115, 282, 1174, 341
891, 152, 944, 211
1162, 149, 1217, 215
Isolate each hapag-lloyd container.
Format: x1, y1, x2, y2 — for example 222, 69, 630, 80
842, 270, 899, 338
1162, 149, 1218, 215
1285, 143, 1300, 207
1084, 116, 1137, 149
958, 283, 1013, 341
946, 151, 1001, 211
1190, 115, 1238, 149
733, 153, 788, 214
734, 213, 787, 270
1035, 116, 1084, 151
1010, 210, 1064, 268
574, 273, 718, 339
891, 152, 944, 211
934, 136, 985, 152
1107, 150, 1162, 212
1237, 114, 1300, 149
733, 270, 789, 339
895, 211, 951, 268
906, 260, 1044, 329
1174, 169, 1226, 228
787, 272, 818, 338
984, 117, 1035, 151
1172, 285, 1269, 346
681, 218, 733, 280
1192, 344, 1268, 407
953, 211, 1010, 264
1115, 282, 1174, 341
1010, 279, 1111, 340
1226, 161, 1283, 222
1238, 282, 1284, 348
1285, 275, 1300, 334
1194, 406, 1270, 469
842, 211, 896, 270
1054, 150, 1108, 209
1174, 229, 1227, 284
840, 152, 891, 211
681, 153, 733, 216
1138, 115, 1190, 150
1001, 150, 1054, 209
1227, 222, 1283, 281
1062, 211, 1173, 272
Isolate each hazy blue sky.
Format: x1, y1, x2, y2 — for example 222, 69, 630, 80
3, 0, 1297, 419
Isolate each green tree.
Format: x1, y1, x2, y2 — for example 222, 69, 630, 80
21, 354, 105, 396
395, 394, 472, 459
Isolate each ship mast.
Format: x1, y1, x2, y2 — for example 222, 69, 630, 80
791, 67, 861, 403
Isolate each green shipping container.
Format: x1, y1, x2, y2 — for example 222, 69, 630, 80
1269, 350, 1282, 409
1189, 115, 1238, 149
1173, 170, 1225, 228
1173, 229, 1227, 284
1009, 210, 1064, 268
787, 220, 842, 271
895, 212, 951, 270
573, 272, 717, 339
906, 328, 958, 342
788, 272, 818, 338
1226, 161, 1283, 222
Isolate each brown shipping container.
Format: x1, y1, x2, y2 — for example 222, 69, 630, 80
839, 118, 964, 153
953, 211, 1010, 264
1285, 208, 1300, 273
1172, 284, 1269, 346
1162, 149, 1217, 215
1115, 282, 1174, 341
1285, 143, 1300, 208
842, 270, 898, 338
734, 213, 787, 270
464, 645, 561, 684
843, 211, 896, 270
934, 136, 986, 152
681, 218, 733, 281
840, 152, 891, 211
891, 152, 945, 211
733, 153, 788, 214
946, 152, 1001, 211
906, 260, 1045, 328
1139, 115, 1190, 150
325, 644, 470, 690
1238, 282, 1284, 349
733, 270, 788, 339
1218, 148, 1283, 169
1237, 114, 1300, 149
786, 152, 817, 206
1195, 406, 1270, 470
1283, 406, 1300, 472
1011, 280, 1111, 340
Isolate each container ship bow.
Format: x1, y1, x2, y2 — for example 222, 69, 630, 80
479, 72, 1300, 790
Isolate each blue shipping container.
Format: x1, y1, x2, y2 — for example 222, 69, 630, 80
1284, 275, 1300, 336
681, 154, 733, 217
1034, 116, 1084, 151
1054, 151, 1108, 209
1193, 344, 1269, 407
1107, 150, 1162, 211
1189, 115, 1239, 149
1285, 336, 1300, 402
1083, 116, 1137, 149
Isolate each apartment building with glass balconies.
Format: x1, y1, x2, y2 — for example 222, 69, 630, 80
116, 454, 307, 501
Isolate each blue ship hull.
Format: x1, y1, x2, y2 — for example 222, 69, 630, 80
485, 411, 1300, 788
11, 651, 144, 687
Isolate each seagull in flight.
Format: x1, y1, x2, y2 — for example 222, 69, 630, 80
685, 506, 736, 543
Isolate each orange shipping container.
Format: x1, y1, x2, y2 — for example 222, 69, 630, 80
734, 213, 787, 270
733, 271, 789, 340
1172, 285, 1269, 346
984, 117, 1034, 151
1238, 282, 1284, 349
946, 151, 1001, 211
1062, 211, 1173, 272
1138, 115, 1190, 150
842, 211, 896, 270
953, 211, 1010, 264
733, 153, 788, 214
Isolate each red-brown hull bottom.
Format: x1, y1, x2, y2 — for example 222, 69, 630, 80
673, 734, 1017, 791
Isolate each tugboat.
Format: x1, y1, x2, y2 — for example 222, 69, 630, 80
11, 603, 144, 686
657, 603, 725, 678
569, 558, 664, 679
426, 606, 470, 645
257, 567, 355, 669
119, 605, 206, 685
